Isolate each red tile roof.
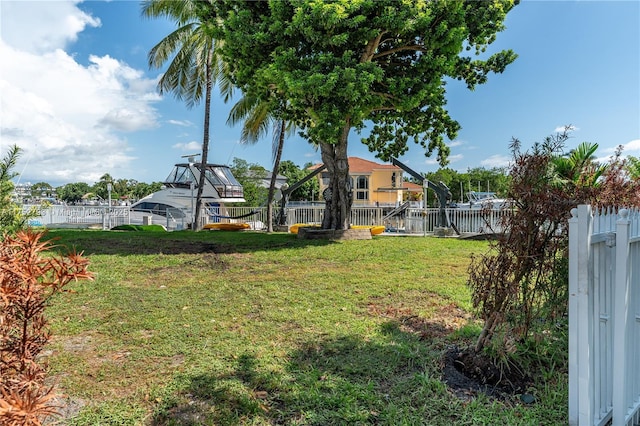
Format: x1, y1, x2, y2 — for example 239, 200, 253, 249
309, 157, 400, 173
401, 181, 423, 192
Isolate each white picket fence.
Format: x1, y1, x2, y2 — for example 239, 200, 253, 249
569, 205, 640, 426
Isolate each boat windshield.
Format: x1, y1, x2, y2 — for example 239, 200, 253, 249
164, 165, 195, 187
200, 165, 243, 198
467, 192, 497, 202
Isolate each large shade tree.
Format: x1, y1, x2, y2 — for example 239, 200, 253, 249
216, 0, 518, 229
143, 0, 233, 230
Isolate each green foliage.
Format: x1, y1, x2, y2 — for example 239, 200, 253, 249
216, 0, 518, 228
550, 141, 607, 188
56, 182, 92, 204
218, 0, 517, 161
0, 145, 38, 234
279, 160, 320, 201
111, 224, 167, 232
627, 155, 640, 180
423, 166, 510, 206
229, 157, 269, 206
30, 182, 54, 198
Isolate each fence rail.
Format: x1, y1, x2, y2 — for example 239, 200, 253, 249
25, 204, 510, 235
569, 205, 640, 426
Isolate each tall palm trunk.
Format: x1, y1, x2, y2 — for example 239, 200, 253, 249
194, 50, 213, 231
266, 120, 286, 232
320, 122, 351, 230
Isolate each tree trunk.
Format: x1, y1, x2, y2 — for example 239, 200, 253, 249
266, 120, 286, 233
320, 124, 351, 230
193, 50, 213, 231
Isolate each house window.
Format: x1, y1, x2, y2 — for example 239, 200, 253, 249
321, 172, 330, 186
354, 176, 368, 201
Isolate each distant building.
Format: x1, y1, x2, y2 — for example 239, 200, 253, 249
310, 157, 423, 207
11, 182, 32, 202
247, 170, 288, 190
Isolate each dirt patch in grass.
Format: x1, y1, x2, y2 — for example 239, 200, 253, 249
72, 238, 231, 255
367, 300, 471, 339
442, 346, 532, 401
367, 300, 532, 401
45, 394, 87, 425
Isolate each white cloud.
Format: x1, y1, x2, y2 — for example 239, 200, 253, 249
448, 154, 463, 163
554, 125, 579, 133
622, 139, 640, 153
0, 0, 101, 54
168, 119, 194, 127
172, 141, 202, 151
448, 140, 464, 148
0, 1, 162, 184
598, 139, 640, 158
424, 154, 463, 166
480, 155, 511, 168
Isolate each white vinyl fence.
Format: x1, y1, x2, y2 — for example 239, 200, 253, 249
569, 205, 640, 426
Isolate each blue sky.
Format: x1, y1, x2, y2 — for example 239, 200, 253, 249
1, 0, 638, 187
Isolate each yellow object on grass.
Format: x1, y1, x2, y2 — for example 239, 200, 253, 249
203, 223, 251, 231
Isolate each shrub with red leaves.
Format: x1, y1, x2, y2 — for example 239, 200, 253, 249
0, 230, 92, 425
468, 132, 640, 355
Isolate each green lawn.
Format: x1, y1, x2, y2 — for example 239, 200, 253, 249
41, 229, 567, 425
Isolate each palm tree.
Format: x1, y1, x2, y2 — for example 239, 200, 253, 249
142, 0, 232, 230
227, 95, 292, 232
551, 142, 607, 188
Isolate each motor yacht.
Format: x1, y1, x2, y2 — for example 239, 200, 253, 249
130, 157, 245, 227
452, 191, 510, 209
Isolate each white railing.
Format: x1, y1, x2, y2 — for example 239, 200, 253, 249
23, 205, 191, 230
569, 205, 640, 426
25, 204, 510, 235
402, 207, 511, 234
25, 205, 131, 229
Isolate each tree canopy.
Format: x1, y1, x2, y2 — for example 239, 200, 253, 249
215, 0, 518, 229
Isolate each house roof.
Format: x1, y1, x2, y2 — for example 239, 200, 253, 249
309, 157, 400, 173
401, 181, 423, 192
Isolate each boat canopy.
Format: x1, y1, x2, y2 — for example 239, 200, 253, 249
164, 163, 244, 200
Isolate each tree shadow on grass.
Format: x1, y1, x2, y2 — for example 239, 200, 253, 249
149, 322, 462, 426
40, 230, 334, 256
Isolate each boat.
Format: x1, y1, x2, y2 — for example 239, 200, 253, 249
129, 156, 245, 228
451, 191, 510, 209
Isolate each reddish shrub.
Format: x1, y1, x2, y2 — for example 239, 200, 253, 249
0, 230, 92, 425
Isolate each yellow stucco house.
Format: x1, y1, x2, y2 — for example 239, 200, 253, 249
311, 157, 423, 207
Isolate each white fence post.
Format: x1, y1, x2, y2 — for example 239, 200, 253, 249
613, 209, 631, 426
569, 207, 579, 425
569, 205, 594, 425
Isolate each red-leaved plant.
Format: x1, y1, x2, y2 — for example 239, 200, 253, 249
0, 230, 92, 425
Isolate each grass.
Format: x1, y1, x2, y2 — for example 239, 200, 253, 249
40, 229, 568, 425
